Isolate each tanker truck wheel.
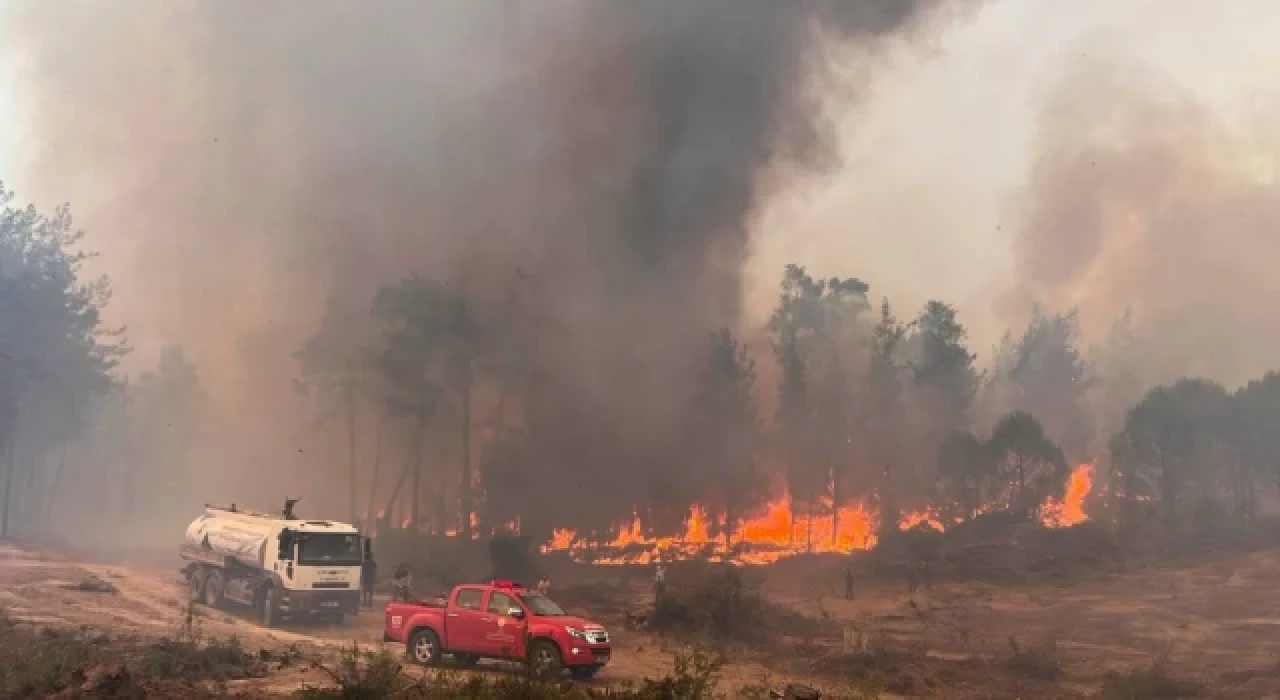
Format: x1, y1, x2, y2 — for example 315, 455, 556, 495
188, 567, 207, 603
261, 587, 281, 628
203, 570, 225, 608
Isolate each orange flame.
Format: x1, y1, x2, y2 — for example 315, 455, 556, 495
543, 464, 1095, 565
900, 510, 946, 532
1040, 464, 1094, 527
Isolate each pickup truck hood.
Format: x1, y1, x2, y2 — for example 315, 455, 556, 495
542, 616, 605, 632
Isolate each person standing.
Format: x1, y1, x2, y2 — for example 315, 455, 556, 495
844, 566, 855, 601
392, 562, 413, 602
654, 564, 667, 602
361, 541, 378, 608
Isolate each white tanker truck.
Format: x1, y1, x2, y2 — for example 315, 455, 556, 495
181, 500, 366, 627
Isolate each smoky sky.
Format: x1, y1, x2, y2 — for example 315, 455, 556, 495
2, 0, 971, 525
1007, 46, 1280, 392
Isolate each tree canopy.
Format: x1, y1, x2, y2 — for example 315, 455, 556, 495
0, 184, 125, 537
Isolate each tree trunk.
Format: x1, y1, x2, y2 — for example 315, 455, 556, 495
878, 462, 898, 541
382, 450, 412, 523
365, 411, 385, 529
829, 466, 839, 547
788, 493, 796, 546
723, 504, 734, 560
434, 418, 449, 535
18, 446, 38, 532
1, 436, 13, 539
1245, 460, 1258, 521
1121, 460, 1138, 532
1159, 455, 1178, 526
1014, 456, 1027, 519
459, 362, 473, 537
42, 448, 67, 531
409, 414, 426, 534
347, 392, 358, 526
1235, 450, 1256, 522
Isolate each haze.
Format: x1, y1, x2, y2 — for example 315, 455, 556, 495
2, 0, 1280, 539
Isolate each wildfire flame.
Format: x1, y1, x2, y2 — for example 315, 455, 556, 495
542, 464, 1095, 565
1039, 464, 1094, 528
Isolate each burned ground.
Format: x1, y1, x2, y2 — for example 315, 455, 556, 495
4, 534, 1280, 697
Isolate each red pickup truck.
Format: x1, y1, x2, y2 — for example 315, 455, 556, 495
384, 580, 612, 680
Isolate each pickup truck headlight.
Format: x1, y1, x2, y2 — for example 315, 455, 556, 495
565, 626, 588, 641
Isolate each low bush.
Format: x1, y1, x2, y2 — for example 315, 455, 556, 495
648, 563, 828, 643
300, 645, 727, 699
0, 613, 104, 697
0, 604, 274, 698
1003, 635, 1064, 681
1098, 661, 1207, 699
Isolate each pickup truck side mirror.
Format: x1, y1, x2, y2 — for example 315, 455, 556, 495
507, 607, 524, 619
278, 529, 295, 561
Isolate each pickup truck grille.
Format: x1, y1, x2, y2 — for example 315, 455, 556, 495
585, 630, 609, 644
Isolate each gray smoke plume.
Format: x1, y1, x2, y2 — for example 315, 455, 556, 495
2, 1, 970, 533
1008, 46, 1280, 395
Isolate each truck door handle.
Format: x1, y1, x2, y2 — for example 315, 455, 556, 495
447, 613, 459, 618
481, 617, 492, 622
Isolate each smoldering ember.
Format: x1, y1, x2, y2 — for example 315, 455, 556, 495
4, 2, 1280, 698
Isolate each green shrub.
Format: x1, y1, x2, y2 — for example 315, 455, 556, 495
1003, 635, 1064, 681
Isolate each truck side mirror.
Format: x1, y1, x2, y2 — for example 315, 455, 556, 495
278, 529, 295, 561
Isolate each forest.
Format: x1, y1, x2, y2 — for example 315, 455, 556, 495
3, 181, 1278, 556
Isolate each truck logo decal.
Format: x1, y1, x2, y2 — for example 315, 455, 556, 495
391, 616, 402, 628
496, 617, 506, 628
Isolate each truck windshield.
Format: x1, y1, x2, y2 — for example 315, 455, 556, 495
518, 592, 566, 617
296, 533, 362, 566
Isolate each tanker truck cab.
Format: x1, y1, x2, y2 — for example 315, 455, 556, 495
385, 580, 612, 680
182, 503, 365, 627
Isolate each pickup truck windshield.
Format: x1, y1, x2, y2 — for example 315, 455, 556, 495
296, 533, 362, 566
518, 592, 566, 617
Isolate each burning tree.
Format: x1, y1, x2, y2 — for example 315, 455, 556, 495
372, 275, 450, 534
986, 410, 1069, 520
768, 265, 870, 549
294, 297, 380, 525
686, 328, 763, 555
865, 298, 909, 535
936, 429, 990, 523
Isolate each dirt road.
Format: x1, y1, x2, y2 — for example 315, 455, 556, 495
0, 543, 830, 696
13, 540, 1280, 697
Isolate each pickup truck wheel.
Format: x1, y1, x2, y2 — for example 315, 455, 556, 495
529, 640, 562, 678
262, 587, 281, 628
570, 664, 602, 681
188, 568, 207, 602
408, 629, 441, 666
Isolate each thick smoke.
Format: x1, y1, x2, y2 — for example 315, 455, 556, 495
3, 1, 967, 535
1008, 47, 1280, 393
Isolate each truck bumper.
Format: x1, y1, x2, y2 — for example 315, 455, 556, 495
279, 589, 361, 616
562, 643, 612, 666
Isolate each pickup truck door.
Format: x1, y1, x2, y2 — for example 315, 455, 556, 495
444, 587, 488, 653
479, 591, 527, 659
